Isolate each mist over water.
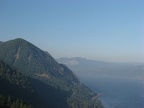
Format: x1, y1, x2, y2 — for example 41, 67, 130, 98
79, 76, 144, 108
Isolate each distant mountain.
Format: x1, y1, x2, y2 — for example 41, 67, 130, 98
57, 57, 112, 67
57, 57, 144, 79
0, 38, 104, 108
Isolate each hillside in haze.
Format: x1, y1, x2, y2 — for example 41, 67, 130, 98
57, 57, 144, 79
0, 38, 104, 108
0, 41, 3, 46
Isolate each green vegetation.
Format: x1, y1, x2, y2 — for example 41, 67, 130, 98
0, 38, 104, 108
0, 60, 69, 108
68, 83, 103, 108
0, 60, 33, 91
0, 95, 32, 108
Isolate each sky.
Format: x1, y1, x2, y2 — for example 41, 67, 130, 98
0, 0, 144, 62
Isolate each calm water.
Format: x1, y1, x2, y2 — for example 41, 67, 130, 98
79, 76, 144, 108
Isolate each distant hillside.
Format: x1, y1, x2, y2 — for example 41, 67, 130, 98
0, 38, 104, 108
57, 57, 144, 79
57, 57, 112, 67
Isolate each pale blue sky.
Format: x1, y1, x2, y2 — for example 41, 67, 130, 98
0, 0, 144, 62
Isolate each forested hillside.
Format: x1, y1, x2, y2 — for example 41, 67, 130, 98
0, 38, 104, 108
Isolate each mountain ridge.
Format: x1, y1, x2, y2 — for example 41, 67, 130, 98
0, 38, 104, 108
0, 38, 80, 90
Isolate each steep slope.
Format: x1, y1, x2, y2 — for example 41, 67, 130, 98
0, 38, 62, 75
0, 60, 70, 108
0, 38, 78, 88
0, 38, 104, 108
0, 60, 35, 108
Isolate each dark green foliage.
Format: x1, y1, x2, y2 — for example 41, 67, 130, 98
30, 78, 70, 108
0, 38, 78, 91
0, 94, 32, 108
0, 38, 61, 76
0, 60, 33, 91
68, 83, 104, 108
0, 60, 70, 108
0, 38, 104, 108
0, 60, 37, 107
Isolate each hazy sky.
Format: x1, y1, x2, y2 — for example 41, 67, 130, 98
0, 0, 144, 62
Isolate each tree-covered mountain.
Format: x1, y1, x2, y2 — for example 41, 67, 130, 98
0, 38, 78, 89
0, 38, 104, 108
0, 60, 33, 108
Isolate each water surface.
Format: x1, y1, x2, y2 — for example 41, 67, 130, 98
79, 76, 144, 108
